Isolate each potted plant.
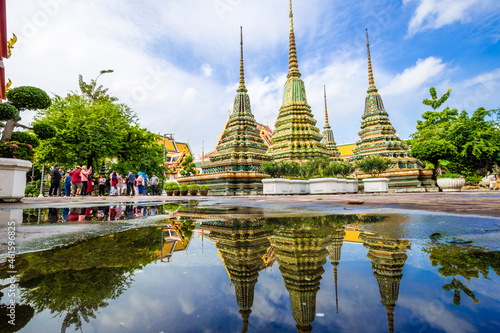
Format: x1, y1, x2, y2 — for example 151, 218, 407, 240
164, 182, 178, 196
180, 183, 189, 196
199, 184, 209, 196
436, 173, 465, 192
0, 86, 55, 201
356, 156, 391, 193
179, 155, 197, 177
261, 161, 291, 195
188, 183, 198, 196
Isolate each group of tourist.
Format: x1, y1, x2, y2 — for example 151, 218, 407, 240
48, 164, 160, 197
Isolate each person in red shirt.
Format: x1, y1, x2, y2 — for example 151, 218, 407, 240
69, 166, 83, 196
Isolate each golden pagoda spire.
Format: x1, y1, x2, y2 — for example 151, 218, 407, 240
237, 26, 247, 93
288, 0, 301, 78
366, 28, 377, 92
334, 264, 339, 314
324, 85, 330, 128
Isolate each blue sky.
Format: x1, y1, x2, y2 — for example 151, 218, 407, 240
5, 0, 500, 156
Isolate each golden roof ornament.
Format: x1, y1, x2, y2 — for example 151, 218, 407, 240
5, 78, 11, 92
7, 33, 16, 59
366, 29, 377, 92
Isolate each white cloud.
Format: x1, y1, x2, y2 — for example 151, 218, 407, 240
405, 0, 497, 36
201, 64, 213, 77
381, 57, 447, 96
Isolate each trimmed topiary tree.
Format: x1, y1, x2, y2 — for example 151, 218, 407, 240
1, 86, 55, 143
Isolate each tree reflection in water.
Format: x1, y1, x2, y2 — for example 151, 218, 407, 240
424, 243, 500, 306
0, 227, 161, 333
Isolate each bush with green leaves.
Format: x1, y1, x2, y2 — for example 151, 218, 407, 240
200, 184, 210, 190
0, 103, 19, 120
0, 141, 35, 160
1, 86, 56, 158
436, 174, 461, 179
180, 183, 189, 191
163, 182, 179, 191
188, 183, 198, 190
179, 155, 197, 177
355, 156, 391, 178
11, 131, 40, 148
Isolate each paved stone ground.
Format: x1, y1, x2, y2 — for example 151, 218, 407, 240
3, 190, 499, 217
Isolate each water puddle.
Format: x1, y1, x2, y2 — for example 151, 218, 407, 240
0, 205, 499, 332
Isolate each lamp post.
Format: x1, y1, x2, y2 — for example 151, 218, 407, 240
38, 165, 45, 197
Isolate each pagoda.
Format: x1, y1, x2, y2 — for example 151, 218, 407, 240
360, 231, 411, 333
321, 86, 342, 160
180, 28, 271, 195
352, 30, 438, 192
268, 0, 330, 162
201, 219, 272, 332
269, 224, 330, 333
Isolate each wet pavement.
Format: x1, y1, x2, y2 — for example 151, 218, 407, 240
0, 192, 499, 332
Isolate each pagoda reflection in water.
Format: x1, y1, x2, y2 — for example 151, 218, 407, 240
360, 231, 411, 333
201, 219, 273, 332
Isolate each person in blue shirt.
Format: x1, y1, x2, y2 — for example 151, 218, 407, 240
64, 173, 72, 197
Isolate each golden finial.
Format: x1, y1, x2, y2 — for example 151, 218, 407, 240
237, 26, 247, 93
288, 0, 300, 78
324, 85, 330, 128
7, 34, 17, 59
366, 29, 377, 92
5, 79, 12, 92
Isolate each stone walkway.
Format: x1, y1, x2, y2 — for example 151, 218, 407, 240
2, 190, 499, 217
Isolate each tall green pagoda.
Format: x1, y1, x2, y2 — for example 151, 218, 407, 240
352, 29, 413, 162
268, 0, 329, 162
321, 86, 342, 160
193, 28, 271, 195
328, 227, 346, 314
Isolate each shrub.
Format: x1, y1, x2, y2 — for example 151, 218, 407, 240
32, 123, 57, 140
0, 141, 35, 160
200, 184, 210, 190
11, 131, 40, 148
262, 161, 279, 178
163, 182, 179, 191
355, 156, 391, 178
188, 183, 198, 190
436, 174, 461, 179
0, 103, 19, 121
6, 86, 52, 110
180, 183, 189, 191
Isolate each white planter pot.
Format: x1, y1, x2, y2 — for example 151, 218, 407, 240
337, 179, 348, 193
262, 178, 290, 195
346, 179, 358, 193
363, 178, 389, 193
309, 178, 338, 194
0, 158, 32, 201
290, 180, 309, 194
436, 178, 466, 192
0, 209, 23, 225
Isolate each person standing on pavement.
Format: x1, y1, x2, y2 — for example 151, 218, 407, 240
57, 167, 64, 196
126, 171, 135, 196
69, 166, 83, 196
64, 172, 72, 197
49, 164, 62, 197
150, 174, 159, 196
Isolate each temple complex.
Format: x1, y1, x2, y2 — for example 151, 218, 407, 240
352, 30, 437, 192
360, 231, 411, 333
267, 0, 330, 162
201, 219, 273, 332
269, 222, 331, 333
178, 28, 271, 195
321, 86, 342, 160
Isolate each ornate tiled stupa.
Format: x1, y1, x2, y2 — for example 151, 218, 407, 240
267, 0, 330, 162
201, 219, 272, 332
352, 30, 438, 192
322, 86, 342, 160
270, 224, 330, 333
179, 28, 271, 195
360, 231, 411, 333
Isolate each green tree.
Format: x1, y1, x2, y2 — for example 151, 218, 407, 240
410, 87, 500, 175
78, 69, 117, 104
0, 86, 55, 143
179, 155, 197, 176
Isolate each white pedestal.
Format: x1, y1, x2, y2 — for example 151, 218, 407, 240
0, 158, 32, 201
363, 178, 389, 193
262, 179, 290, 195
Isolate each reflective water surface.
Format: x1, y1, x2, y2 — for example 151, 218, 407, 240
1, 204, 500, 333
